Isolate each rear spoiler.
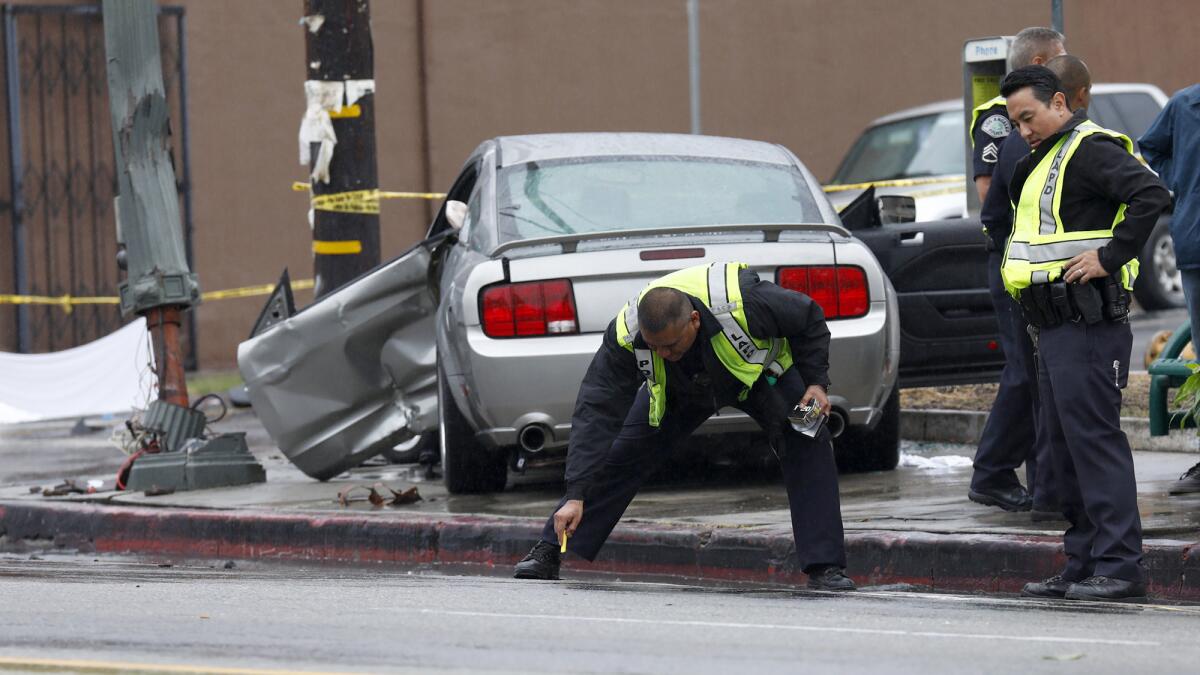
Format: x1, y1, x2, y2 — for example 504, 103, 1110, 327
489, 222, 849, 256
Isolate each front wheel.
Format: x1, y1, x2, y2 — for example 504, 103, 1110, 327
834, 384, 900, 473
1133, 220, 1184, 310
439, 364, 508, 494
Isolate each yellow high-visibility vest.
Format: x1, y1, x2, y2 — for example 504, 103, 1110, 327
970, 96, 1008, 148
1001, 120, 1138, 297
614, 262, 793, 427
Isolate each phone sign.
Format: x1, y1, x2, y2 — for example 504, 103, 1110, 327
964, 38, 1009, 63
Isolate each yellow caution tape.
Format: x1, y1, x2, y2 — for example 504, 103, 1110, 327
822, 175, 966, 193
312, 240, 363, 255
907, 185, 967, 199
0, 293, 117, 314
0, 279, 317, 311
291, 181, 447, 212
312, 189, 382, 214
201, 278, 315, 301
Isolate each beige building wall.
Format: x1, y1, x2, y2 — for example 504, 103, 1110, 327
3, 1, 1197, 367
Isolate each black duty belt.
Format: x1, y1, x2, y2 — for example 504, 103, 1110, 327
1016, 277, 1130, 329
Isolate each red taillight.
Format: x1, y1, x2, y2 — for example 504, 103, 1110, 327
481, 279, 579, 338
776, 265, 869, 319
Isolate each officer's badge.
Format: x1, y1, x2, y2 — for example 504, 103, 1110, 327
981, 142, 999, 163
981, 113, 1012, 139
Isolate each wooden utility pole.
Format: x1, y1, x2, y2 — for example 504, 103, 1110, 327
301, 0, 380, 298
103, 0, 199, 407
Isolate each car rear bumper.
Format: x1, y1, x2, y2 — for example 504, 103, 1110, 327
459, 301, 895, 450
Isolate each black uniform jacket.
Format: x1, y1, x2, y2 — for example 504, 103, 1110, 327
973, 102, 1013, 179
1010, 110, 1172, 274
562, 268, 831, 501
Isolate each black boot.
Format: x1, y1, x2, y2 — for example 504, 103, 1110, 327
1168, 461, 1200, 495
806, 565, 856, 591
513, 540, 561, 580
968, 485, 1032, 511
1064, 576, 1147, 602
1021, 574, 1073, 598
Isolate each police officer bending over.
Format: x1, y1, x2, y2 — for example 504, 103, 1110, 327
1000, 66, 1171, 602
513, 262, 853, 591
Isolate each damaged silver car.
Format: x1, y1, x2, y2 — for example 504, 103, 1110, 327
238, 133, 902, 493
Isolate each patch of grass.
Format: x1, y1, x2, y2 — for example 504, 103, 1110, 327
186, 369, 243, 398
901, 372, 1152, 418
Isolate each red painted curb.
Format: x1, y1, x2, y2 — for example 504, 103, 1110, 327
2, 500, 1197, 601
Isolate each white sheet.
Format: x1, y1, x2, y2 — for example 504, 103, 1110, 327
0, 318, 154, 424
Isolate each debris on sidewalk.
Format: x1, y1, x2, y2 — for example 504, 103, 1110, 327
336, 483, 422, 508
41, 479, 88, 497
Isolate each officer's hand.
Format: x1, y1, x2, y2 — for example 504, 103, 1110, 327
554, 499, 583, 539
799, 385, 831, 417
1063, 249, 1109, 284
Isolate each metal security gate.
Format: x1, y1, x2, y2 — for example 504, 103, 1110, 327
1, 3, 194, 364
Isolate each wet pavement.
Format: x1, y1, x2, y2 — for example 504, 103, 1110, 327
3, 407, 1199, 544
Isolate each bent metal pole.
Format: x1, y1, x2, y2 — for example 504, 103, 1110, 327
102, 0, 199, 405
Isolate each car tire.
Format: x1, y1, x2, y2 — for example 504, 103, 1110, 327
439, 364, 508, 494
1133, 220, 1184, 310
834, 384, 900, 473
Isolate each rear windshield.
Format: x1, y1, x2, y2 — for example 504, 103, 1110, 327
495, 156, 822, 243
831, 110, 964, 184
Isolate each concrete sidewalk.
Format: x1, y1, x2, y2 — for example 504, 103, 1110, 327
2, 408, 1199, 601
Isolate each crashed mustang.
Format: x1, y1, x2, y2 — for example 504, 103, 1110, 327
238, 133, 902, 493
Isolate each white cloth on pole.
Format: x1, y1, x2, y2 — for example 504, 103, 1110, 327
0, 318, 154, 424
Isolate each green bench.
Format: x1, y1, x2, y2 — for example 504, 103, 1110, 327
1148, 321, 1198, 436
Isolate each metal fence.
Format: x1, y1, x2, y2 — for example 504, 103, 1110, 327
1, 3, 194, 365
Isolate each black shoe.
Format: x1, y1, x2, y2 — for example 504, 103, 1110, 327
806, 565, 856, 591
968, 485, 1032, 512
513, 540, 561, 580
1021, 574, 1073, 598
1168, 461, 1200, 495
1064, 576, 1148, 603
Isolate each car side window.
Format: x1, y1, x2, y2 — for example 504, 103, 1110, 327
427, 159, 481, 239
1089, 92, 1161, 152
461, 183, 485, 250
1110, 93, 1162, 142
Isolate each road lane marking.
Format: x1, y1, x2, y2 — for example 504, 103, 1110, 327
0, 656, 359, 675
419, 609, 1161, 647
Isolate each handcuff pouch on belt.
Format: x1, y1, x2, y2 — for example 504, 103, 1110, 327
1017, 277, 1130, 328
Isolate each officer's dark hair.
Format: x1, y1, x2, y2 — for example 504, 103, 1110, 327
1008, 26, 1065, 70
1045, 55, 1091, 109
1000, 65, 1068, 108
638, 287, 692, 334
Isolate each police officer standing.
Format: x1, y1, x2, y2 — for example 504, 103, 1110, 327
969, 27, 1066, 515
999, 66, 1172, 602
512, 262, 853, 591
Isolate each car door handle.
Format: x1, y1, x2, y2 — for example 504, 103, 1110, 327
899, 231, 924, 247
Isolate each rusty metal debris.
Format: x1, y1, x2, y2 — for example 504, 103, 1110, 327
336, 482, 422, 508
41, 479, 88, 497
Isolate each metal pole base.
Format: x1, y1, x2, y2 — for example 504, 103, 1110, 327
125, 432, 266, 492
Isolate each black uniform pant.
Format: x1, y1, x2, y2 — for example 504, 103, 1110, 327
972, 251, 1054, 504
1036, 318, 1143, 582
539, 366, 847, 573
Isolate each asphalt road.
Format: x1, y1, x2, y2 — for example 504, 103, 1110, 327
1, 556, 1198, 674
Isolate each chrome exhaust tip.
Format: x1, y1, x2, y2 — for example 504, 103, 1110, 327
827, 410, 847, 438
518, 424, 550, 453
